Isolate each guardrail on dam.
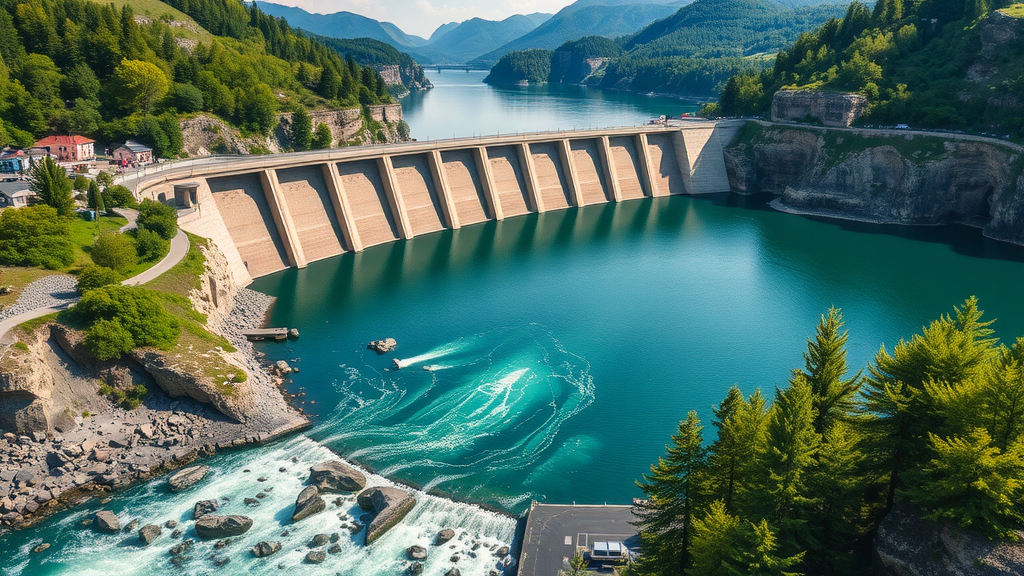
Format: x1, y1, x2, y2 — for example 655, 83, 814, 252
134, 121, 745, 286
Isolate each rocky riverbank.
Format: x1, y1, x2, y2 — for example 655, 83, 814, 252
0, 268, 308, 531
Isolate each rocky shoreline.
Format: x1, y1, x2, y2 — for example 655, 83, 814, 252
0, 288, 309, 532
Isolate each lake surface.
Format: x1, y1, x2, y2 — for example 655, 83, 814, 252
400, 70, 701, 140
5, 72, 1024, 575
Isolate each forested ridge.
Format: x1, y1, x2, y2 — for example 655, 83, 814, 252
485, 0, 846, 97
0, 0, 393, 155
633, 299, 1024, 575
712, 0, 1024, 137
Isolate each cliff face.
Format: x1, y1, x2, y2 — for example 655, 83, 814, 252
771, 90, 867, 127
725, 123, 1024, 244
181, 104, 408, 156
874, 504, 1024, 576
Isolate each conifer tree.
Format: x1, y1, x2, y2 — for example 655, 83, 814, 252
29, 155, 74, 216
861, 298, 998, 508
689, 502, 805, 576
803, 421, 865, 574
635, 411, 707, 575
87, 179, 105, 213
798, 308, 860, 434
290, 106, 312, 151
983, 338, 1024, 452
906, 428, 1024, 540
761, 377, 820, 555
708, 386, 770, 514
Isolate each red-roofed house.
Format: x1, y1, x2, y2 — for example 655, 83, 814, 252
32, 135, 95, 162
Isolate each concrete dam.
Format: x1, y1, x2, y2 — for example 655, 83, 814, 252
136, 121, 744, 285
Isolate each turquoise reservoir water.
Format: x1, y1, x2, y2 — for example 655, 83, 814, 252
247, 196, 1024, 512
5, 73, 1024, 575
401, 70, 700, 140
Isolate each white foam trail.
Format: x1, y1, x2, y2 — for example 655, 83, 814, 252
393, 340, 470, 370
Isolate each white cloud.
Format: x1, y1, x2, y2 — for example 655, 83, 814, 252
262, 0, 575, 37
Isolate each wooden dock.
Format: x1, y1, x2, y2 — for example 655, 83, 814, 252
241, 328, 288, 341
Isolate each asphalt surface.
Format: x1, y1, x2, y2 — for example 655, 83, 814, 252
518, 503, 639, 576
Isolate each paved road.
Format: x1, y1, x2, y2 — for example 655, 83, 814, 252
0, 228, 189, 340
122, 228, 188, 286
518, 503, 638, 576
114, 207, 139, 231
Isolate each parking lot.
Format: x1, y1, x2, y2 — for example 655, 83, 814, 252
517, 503, 639, 575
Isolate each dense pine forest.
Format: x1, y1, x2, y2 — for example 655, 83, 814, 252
0, 0, 392, 154
485, 0, 846, 97
633, 299, 1024, 575
713, 0, 1024, 136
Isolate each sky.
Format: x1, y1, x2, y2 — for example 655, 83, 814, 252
259, 0, 576, 38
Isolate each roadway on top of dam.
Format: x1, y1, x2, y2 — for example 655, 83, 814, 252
121, 121, 743, 192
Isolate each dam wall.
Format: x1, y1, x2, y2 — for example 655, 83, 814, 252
142, 121, 744, 285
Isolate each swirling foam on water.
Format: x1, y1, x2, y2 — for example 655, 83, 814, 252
1, 437, 516, 576
318, 324, 596, 505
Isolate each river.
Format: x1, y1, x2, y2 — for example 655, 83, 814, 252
3, 71, 1024, 575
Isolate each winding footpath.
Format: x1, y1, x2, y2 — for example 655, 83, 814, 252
0, 228, 189, 341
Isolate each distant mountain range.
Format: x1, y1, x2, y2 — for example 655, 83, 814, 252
470, 0, 689, 66
253, 0, 708, 65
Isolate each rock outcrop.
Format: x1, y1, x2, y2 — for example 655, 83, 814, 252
94, 510, 120, 533
138, 524, 162, 545
252, 541, 282, 557
367, 339, 398, 354
168, 465, 209, 491
291, 485, 325, 522
725, 123, 1024, 245
771, 90, 867, 127
194, 515, 253, 539
193, 499, 218, 519
309, 460, 367, 493
357, 486, 416, 545
874, 504, 1024, 576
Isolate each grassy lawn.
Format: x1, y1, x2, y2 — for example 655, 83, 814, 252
144, 233, 246, 387
69, 215, 127, 270
88, 0, 213, 41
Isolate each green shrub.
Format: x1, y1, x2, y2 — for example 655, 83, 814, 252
73, 175, 90, 191
101, 185, 137, 209
97, 381, 147, 410
74, 285, 181, 359
91, 233, 137, 273
136, 199, 177, 240
232, 372, 247, 383
86, 318, 135, 360
13, 341, 29, 352
0, 205, 75, 269
134, 228, 168, 262
77, 265, 122, 294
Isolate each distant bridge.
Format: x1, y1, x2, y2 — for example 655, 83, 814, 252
424, 65, 488, 72
132, 121, 744, 286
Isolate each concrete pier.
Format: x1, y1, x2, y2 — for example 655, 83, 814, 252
136, 121, 744, 284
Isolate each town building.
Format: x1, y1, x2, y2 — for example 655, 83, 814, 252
32, 135, 95, 162
112, 140, 154, 165
0, 182, 33, 207
0, 149, 28, 174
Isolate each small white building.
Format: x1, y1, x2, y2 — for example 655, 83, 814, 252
113, 140, 154, 165
0, 182, 34, 207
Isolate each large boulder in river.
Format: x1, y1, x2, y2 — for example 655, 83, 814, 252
356, 486, 416, 545
435, 528, 455, 545
874, 503, 1024, 576
252, 541, 282, 558
309, 461, 366, 493
139, 524, 162, 545
94, 511, 120, 533
168, 465, 209, 491
367, 338, 397, 354
193, 499, 218, 519
194, 515, 253, 539
291, 486, 325, 522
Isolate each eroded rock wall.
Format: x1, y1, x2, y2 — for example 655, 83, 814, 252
726, 123, 1024, 244
771, 90, 868, 127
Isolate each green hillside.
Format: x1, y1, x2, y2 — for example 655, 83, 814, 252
483, 49, 554, 84
714, 0, 1024, 138
0, 0, 393, 153
311, 35, 430, 92
486, 0, 845, 97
